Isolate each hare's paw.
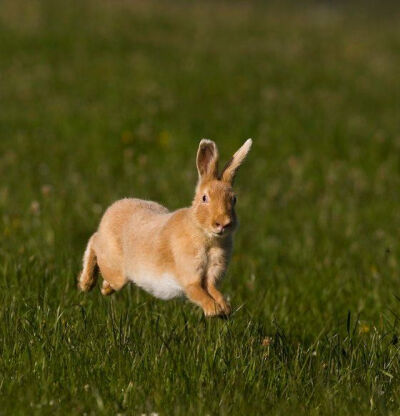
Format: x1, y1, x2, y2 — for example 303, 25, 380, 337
101, 280, 115, 296
203, 298, 231, 318
203, 299, 224, 317
78, 272, 94, 292
217, 298, 231, 316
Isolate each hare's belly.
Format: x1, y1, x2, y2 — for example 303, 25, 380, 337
129, 270, 183, 300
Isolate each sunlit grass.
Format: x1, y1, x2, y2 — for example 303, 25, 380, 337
0, 0, 400, 414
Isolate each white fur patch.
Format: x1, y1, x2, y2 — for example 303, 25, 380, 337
130, 272, 183, 300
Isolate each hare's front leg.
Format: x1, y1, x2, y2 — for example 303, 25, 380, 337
206, 283, 231, 316
205, 245, 232, 316
184, 282, 224, 317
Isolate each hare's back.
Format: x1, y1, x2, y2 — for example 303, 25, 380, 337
97, 198, 168, 235
127, 198, 170, 216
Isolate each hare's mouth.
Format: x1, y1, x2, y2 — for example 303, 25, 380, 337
212, 229, 230, 238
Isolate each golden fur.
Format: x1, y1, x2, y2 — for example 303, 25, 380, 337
78, 139, 252, 317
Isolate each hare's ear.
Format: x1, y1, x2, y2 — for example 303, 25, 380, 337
220, 139, 253, 184
196, 139, 219, 180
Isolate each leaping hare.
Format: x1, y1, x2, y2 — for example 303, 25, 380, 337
78, 138, 252, 317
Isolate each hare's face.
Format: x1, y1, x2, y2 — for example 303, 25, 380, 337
193, 138, 252, 237
194, 180, 237, 237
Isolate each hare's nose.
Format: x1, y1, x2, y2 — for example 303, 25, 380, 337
214, 220, 232, 232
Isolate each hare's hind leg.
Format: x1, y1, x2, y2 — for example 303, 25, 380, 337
101, 280, 115, 296
96, 257, 128, 296
78, 234, 98, 292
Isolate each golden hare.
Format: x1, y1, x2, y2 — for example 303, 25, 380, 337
78, 139, 252, 317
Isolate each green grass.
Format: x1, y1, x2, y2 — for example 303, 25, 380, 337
1, 0, 400, 414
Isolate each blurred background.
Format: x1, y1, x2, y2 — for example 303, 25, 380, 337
1, 0, 400, 414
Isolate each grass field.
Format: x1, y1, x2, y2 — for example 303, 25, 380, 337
1, 0, 400, 414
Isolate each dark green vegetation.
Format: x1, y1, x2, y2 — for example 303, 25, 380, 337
1, 1, 400, 414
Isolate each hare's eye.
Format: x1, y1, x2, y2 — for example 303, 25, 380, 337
202, 194, 208, 203
232, 196, 237, 205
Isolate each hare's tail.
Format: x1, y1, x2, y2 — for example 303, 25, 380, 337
78, 233, 98, 292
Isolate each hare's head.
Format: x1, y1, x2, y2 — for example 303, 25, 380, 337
192, 138, 252, 237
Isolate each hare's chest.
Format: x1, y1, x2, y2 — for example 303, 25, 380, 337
203, 243, 232, 279
130, 271, 183, 300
